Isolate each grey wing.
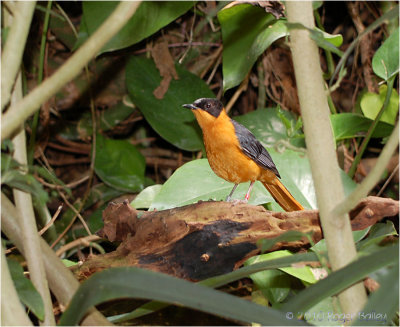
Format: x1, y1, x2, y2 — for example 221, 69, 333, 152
231, 119, 280, 178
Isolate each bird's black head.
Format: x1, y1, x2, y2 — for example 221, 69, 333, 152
182, 98, 223, 118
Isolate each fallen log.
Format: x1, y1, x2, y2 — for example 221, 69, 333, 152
73, 196, 398, 281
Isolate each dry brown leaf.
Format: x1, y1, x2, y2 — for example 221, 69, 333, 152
151, 40, 179, 99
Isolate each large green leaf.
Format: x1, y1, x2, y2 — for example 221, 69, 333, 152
233, 108, 305, 148
245, 250, 317, 305
360, 84, 399, 125
372, 27, 399, 81
82, 2, 194, 55
149, 159, 273, 210
131, 184, 162, 209
150, 146, 357, 211
126, 56, 214, 151
218, 4, 288, 91
59, 267, 305, 326
330, 113, 394, 140
7, 259, 44, 320
247, 250, 317, 284
94, 133, 145, 192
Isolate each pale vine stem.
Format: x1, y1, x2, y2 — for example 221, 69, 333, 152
1, 1, 36, 111
286, 1, 367, 317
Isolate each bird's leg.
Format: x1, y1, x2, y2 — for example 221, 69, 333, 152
225, 184, 239, 201
244, 181, 255, 201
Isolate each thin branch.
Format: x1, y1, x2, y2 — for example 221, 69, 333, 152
55, 235, 101, 257
1, 1, 141, 141
377, 162, 399, 197
39, 204, 63, 236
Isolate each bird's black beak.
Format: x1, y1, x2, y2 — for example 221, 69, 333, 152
182, 103, 197, 110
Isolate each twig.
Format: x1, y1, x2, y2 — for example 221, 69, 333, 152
39, 205, 63, 236
376, 163, 399, 197
179, 7, 196, 64
347, 2, 378, 93
59, 192, 92, 237
55, 235, 101, 257
225, 73, 250, 113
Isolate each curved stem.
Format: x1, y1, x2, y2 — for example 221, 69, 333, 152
1, 1, 141, 141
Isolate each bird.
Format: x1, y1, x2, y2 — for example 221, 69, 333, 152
182, 98, 304, 212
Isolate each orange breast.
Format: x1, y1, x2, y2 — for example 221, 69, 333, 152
194, 109, 262, 184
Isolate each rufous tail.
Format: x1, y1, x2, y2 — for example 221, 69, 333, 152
262, 178, 304, 212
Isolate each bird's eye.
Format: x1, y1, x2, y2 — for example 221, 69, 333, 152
206, 103, 211, 109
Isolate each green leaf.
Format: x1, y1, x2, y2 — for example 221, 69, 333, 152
150, 146, 356, 211
72, 11, 89, 51
281, 244, 399, 315
246, 250, 317, 285
357, 221, 398, 254
254, 269, 292, 305
126, 56, 214, 151
234, 108, 305, 148
218, 4, 288, 91
82, 2, 194, 55
311, 226, 371, 255
7, 259, 44, 320
62, 259, 78, 268
150, 159, 273, 210
94, 133, 145, 192
330, 113, 394, 140
287, 23, 343, 56
372, 27, 399, 81
309, 28, 343, 56
360, 84, 399, 125
49, 10, 76, 50
353, 264, 398, 326
131, 184, 162, 209
1, 169, 48, 204
59, 267, 305, 326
